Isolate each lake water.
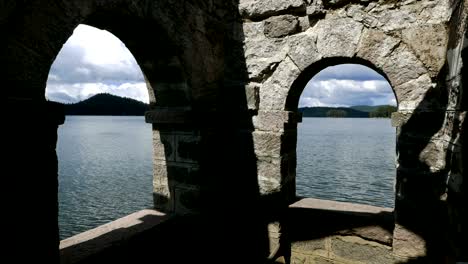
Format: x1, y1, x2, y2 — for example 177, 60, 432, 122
296, 118, 395, 208
57, 116, 395, 239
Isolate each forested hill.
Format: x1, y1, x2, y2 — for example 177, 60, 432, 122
64, 93, 149, 115
299, 105, 396, 118
299, 107, 368, 117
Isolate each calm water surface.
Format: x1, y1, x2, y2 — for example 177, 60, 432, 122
296, 118, 396, 208
58, 116, 395, 239
57, 116, 153, 239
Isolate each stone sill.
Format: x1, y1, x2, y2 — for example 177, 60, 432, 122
290, 198, 393, 214
288, 198, 394, 246
60, 209, 168, 264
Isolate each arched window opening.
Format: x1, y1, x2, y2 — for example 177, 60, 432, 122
296, 64, 396, 208
45, 24, 153, 239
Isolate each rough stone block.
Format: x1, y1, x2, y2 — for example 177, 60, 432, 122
286, 30, 321, 71
239, 0, 305, 19
253, 110, 300, 132
357, 28, 401, 69
402, 24, 448, 78
314, 17, 363, 58
253, 131, 282, 157
258, 158, 282, 184
259, 178, 282, 195
243, 25, 287, 81
264, 15, 300, 38
259, 57, 301, 110
371, 4, 419, 32
381, 45, 428, 88
394, 74, 434, 111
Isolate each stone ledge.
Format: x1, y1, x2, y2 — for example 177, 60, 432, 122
60, 209, 168, 264
290, 198, 393, 214
289, 198, 394, 245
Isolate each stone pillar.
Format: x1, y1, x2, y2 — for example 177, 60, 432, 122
145, 109, 201, 214
253, 110, 302, 260
5, 99, 65, 263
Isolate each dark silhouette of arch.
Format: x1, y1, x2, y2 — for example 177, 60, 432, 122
286, 57, 397, 112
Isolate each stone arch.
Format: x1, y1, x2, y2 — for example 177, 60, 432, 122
278, 56, 399, 202
43, 8, 191, 214
4, 2, 230, 262
255, 24, 434, 113
285, 57, 396, 112
252, 15, 449, 260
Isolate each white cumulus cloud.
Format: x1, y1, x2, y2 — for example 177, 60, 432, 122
299, 64, 396, 107
45, 24, 147, 103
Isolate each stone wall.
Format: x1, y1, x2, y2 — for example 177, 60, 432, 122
237, 0, 467, 262
2, 0, 467, 263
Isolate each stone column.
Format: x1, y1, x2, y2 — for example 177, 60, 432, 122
145, 109, 201, 214
253, 110, 302, 260
5, 99, 65, 263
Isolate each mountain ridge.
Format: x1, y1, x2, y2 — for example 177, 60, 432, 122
57, 93, 396, 117
63, 93, 149, 116
299, 105, 396, 118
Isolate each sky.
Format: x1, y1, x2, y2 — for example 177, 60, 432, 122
46, 24, 148, 103
46, 24, 396, 107
299, 64, 396, 107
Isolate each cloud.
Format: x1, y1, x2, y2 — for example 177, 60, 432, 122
299, 64, 396, 107
46, 24, 147, 102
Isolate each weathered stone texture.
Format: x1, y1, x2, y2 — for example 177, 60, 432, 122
259, 57, 301, 110
253, 131, 282, 158
402, 24, 448, 77
381, 46, 428, 87
253, 110, 300, 132
314, 17, 363, 58
392, 224, 427, 258
394, 74, 434, 111
264, 15, 299, 38
292, 239, 326, 253
243, 22, 287, 80
306, 1, 325, 17
331, 236, 394, 264
2, 0, 466, 262
239, 0, 305, 19
286, 30, 321, 71
257, 158, 282, 184
357, 28, 401, 69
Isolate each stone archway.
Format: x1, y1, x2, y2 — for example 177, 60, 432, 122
242, 1, 455, 261
3, 1, 246, 262
3, 0, 466, 262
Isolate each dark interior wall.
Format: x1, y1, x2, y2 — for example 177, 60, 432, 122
2, 0, 269, 263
